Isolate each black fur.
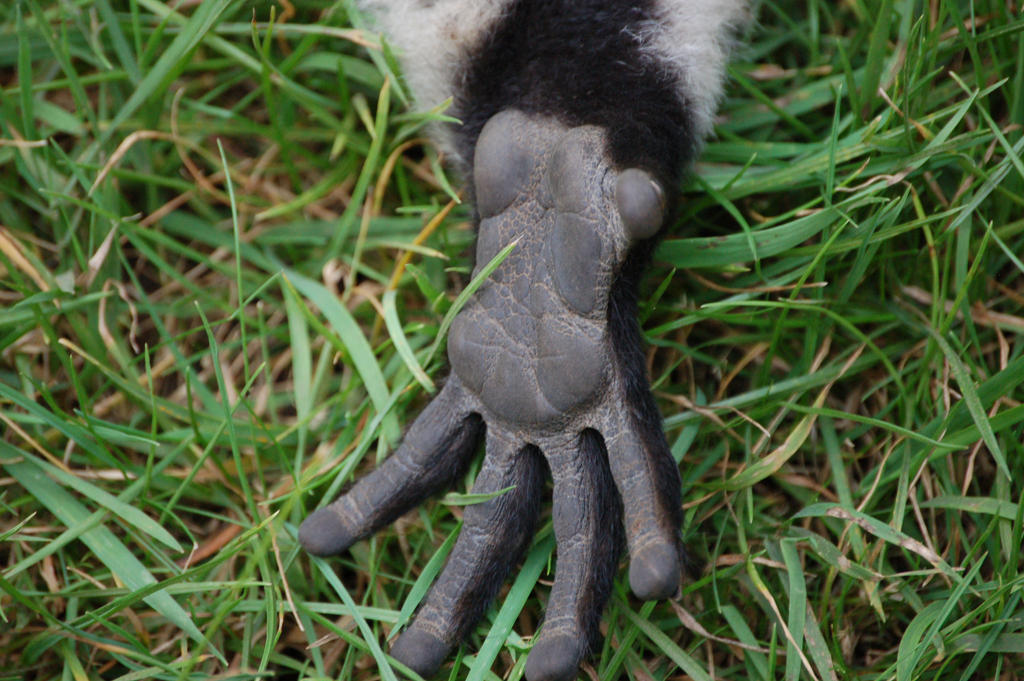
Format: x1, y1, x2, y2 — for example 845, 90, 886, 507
576, 428, 627, 651
454, 0, 697, 188
448, 444, 548, 642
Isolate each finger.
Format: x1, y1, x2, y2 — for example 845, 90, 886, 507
601, 403, 683, 601
299, 379, 481, 556
525, 429, 623, 681
391, 430, 546, 678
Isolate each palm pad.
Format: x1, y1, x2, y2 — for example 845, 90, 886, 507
449, 110, 642, 429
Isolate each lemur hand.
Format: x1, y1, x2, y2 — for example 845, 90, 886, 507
300, 110, 683, 681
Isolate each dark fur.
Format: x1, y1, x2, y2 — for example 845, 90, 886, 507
359, 412, 486, 541
447, 444, 548, 642
454, 0, 697, 188
576, 428, 627, 651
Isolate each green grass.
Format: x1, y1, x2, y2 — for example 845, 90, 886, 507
1, 0, 1023, 680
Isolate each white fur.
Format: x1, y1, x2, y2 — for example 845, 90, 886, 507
642, 0, 750, 139
359, 1, 748, 154
358, 0, 513, 156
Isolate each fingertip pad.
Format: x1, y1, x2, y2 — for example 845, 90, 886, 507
297, 507, 356, 557
391, 628, 450, 678
628, 541, 681, 601
525, 633, 585, 681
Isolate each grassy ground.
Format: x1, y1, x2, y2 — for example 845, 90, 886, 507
2, 0, 1023, 680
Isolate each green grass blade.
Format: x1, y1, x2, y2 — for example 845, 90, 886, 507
780, 539, 806, 681
622, 602, 712, 681
382, 289, 435, 392
92, 0, 238, 157
0, 444, 181, 552
924, 327, 1011, 480
795, 504, 959, 581
282, 269, 398, 440
468, 534, 556, 681
310, 555, 399, 681
426, 238, 519, 367
393, 522, 462, 637
3, 458, 221, 662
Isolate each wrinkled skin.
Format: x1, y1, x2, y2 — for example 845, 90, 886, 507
300, 110, 682, 681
